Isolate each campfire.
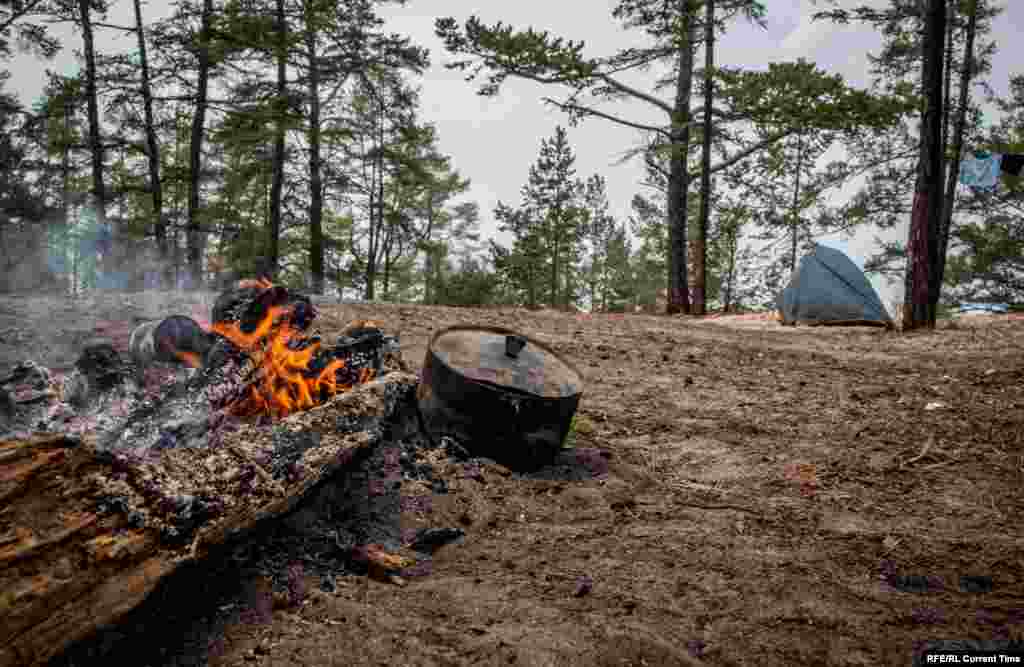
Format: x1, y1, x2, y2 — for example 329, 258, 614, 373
209, 283, 377, 421
0, 279, 403, 451
0, 280, 420, 666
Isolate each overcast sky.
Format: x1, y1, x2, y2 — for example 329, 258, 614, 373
5, 0, 1022, 306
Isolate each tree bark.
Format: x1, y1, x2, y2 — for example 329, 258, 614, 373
364, 103, 385, 301
422, 200, 436, 304
723, 224, 737, 312
550, 211, 560, 308
304, 17, 324, 294
665, 1, 696, 315
789, 132, 804, 273
941, 2, 953, 160
77, 0, 107, 284
382, 218, 394, 297
187, 0, 213, 290
903, 0, 946, 330
61, 93, 75, 295
693, 0, 714, 316
133, 0, 165, 288
267, 0, 288, 279
934, 0, 977, 310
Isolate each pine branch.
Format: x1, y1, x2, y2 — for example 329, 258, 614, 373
595, 73, 673, 114
92, 22, 136, 32
544, 98, 671, 136
1, 0, 48, 32
696, 129, 798, 180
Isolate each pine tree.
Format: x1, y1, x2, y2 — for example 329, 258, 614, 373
814, 0, 1002, 321
629, 191, 669, 312
581, 174, 616, 311
605, 223, 635, 312
706, 198, 750, 311
903, 0, 946, 328
492, 203, 544, 308
492, 126, 587, 310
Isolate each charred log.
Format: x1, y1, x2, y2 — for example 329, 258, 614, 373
211, 282, 315, 333
0, 372, 419, 667
63, 339, 134, 407
97, 327, 397, 455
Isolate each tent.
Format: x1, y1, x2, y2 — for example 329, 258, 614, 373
776, 244, 893, 327
956, 302, 1008, 316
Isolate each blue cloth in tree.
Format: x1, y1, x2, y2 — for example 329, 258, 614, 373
959, 153, 1002, 189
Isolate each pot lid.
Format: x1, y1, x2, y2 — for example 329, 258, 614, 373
429, 325, 582, 399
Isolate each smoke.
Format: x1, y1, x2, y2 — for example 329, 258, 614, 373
31, 202, 205, 294
5, 201, 310, 306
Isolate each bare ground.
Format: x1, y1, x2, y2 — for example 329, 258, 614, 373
2, 292, 1023, 666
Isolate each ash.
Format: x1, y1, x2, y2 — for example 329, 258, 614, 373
50, 408, 457, 667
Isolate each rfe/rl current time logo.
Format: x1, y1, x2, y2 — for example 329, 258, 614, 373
925, 654, 1023, 664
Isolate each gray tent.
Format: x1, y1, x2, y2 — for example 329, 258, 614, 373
776, 244, 892, 327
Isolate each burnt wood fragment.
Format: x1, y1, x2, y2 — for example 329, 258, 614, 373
211, 284, 314, 332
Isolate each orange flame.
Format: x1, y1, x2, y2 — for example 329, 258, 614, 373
173, 350, 202, 368
237, 277, 274, 290
210, 282, 364, 420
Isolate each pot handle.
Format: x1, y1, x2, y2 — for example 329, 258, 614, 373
505, 335, 527, 358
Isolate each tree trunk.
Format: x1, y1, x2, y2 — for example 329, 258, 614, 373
77, 0, 107, 284
381, 220, 394, 297
934, 0, 977, 310
267, 0, 288, 279
305, 21, 324, 294
598, 247, 606, 312
941, 2, 953, 161
133, 0, 165, 289
665, 1, 696, 315
364, 107, 385, 301
422, 200, 436, 304
61, 96, 74, 295
363, 196, 377, 301
903, 0, 946, 330
789, 132, 804, 273
693, 0, 714, 316
187, 0, 213, 290
550, 213, 559, 308
423, 251, 434, 304
723, 226, 737, 312
173, 104, 185, 286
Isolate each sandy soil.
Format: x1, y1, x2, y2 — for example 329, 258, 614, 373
3, 291, 1023, 667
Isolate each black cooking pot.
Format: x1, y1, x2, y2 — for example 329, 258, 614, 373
417, 325, 584, 471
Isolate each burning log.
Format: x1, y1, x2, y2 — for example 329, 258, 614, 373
0, 280, 414, 667
211, 277, 315, 334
